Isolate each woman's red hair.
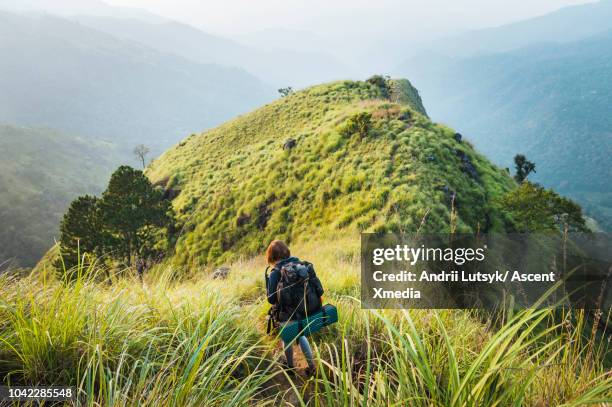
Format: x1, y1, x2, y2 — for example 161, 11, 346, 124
266, 240, 290, 265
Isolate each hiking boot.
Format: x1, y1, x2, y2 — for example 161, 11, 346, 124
304, 366, 316, 377
284, 366, 297, 377
279, 359, 297, 376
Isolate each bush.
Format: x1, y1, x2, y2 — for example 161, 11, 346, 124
500, 181, 586, 232
339, 112, 373, 138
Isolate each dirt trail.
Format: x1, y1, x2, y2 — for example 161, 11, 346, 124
256, 318, 314, 405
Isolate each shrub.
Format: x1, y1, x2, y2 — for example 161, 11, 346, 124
500, 181, 586, 232
339, 112, 373, 138
366, 74, 391, 98
513, 154, 536, 183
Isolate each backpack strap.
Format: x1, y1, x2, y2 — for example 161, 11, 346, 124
266, 309, 273, 334
266, 307, 276, 334
275, 264, 284, 305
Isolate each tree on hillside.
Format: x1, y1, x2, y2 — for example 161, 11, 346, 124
133, 144, 150, 169
513, 154, 536, 183
278, 87, 294, 97
57, 166, 174, 278
99, 166, 172, 266
366, 75, 391, 98
500, 181, 586, 232
56, 195, 109, 274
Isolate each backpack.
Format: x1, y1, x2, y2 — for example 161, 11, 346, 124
268, 260, 322, 323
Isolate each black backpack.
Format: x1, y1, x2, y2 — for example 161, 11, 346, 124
275, 261, 322, 322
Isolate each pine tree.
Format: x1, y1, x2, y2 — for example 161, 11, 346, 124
55, 195, 107, 274
99, 166, 171, 266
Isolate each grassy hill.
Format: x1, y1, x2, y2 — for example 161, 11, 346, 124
396, 31, 612, 230
147, 79, 514, 267
0, 124, 117, 268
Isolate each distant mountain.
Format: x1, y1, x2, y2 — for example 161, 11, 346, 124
0, 11, 274, 154
423, 0, 612, 58
0, 0, 166, 22
0, 124, 118, 268
73, 15, 251, 67
74, 16, 350, 88
396, 31, 612, 229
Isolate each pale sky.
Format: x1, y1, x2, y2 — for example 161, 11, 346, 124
104, 0, 594, 38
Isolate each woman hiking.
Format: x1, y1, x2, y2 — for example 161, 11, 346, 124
265, 240, 324, 376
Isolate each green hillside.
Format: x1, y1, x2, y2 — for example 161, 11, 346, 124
0, 124, 118, 268
148, 79, 515, 267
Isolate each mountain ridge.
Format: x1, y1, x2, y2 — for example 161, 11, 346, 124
0, 11, 274, 154
72, 15, 350, 87
0, 0, 166, 22
420, 0, 612, 58
147, 79, 515, 267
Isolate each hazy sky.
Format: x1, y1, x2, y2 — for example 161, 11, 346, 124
2, 0, 596, 73
104, 0, 594, 38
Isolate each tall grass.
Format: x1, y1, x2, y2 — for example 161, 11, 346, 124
0, 260, 279, 406
296, 305, 611, 406
1, 238, 610, 406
